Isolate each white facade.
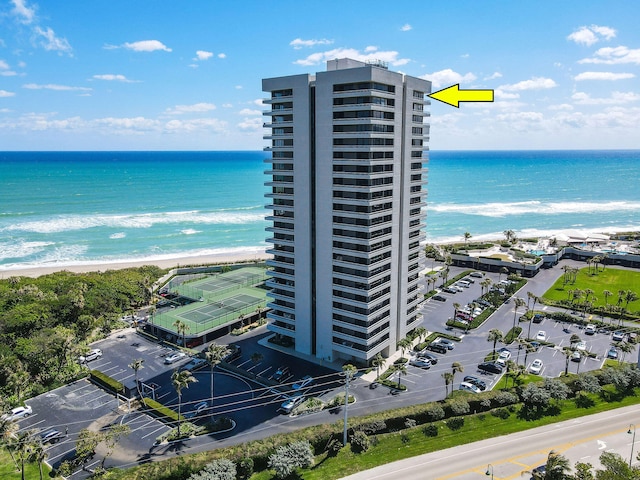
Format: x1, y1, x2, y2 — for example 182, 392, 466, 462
263, 59, 431, 364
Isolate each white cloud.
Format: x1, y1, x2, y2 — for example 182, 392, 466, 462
460, 53, 469, 59
484, 72, 502, 80
289, 38, 333, 49
548, 103, 574, 111
572, 91, 640, 105
195, 50, 213, 61
238, 108, 261, 116
92, 74, 136, 82
218, 53, 226, 59
165, 103, 217, 115
164, 118, 227, 133
579, 46, 640, 65
574, 71, 635, 81
500, 77, 557, 91
421, 69, 477, 89
0, 90, 16, 97
400, 24, 412, 32
123, 40, 172, 52
494, 89, 520, 100
238, 117, 262, 131
222, 103, 233, 108
11, 0, 36, 24
0, 60, 17, 76
294, 46, 410, 67
34, 26, 72, 54
568, 25, 616, 46
23, 83, 91, 92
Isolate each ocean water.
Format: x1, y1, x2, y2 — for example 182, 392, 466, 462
1, 150, 639, 271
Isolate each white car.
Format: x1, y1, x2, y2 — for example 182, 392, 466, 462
409, 357, 431, 369
279, 394, 304, 414
164, 351, 187, 364
78, 348, 102, 363
459, 382, 481, 393
585, 324, 596, 335
1, 405, 32, 421
529, 359, 544, 374
498, 350, 511, 361
180, 358, 207, 372
575, 341, 587, 351
536, 331, 546, 341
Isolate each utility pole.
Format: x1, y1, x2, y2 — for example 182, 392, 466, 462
342, 364, 357, 446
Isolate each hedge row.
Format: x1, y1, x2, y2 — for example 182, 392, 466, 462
89, 370, 123, 394
142, 397, 183, 423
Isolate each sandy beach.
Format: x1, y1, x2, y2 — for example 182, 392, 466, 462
0, 249, 273, 278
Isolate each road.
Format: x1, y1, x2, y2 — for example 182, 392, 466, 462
342, 404, 640, 480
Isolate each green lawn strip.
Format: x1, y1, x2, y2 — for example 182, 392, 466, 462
251, 389, 640, 480
0, 447, 55, 480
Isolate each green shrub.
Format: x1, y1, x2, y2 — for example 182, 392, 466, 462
142, 397, 182, 423
492, 408, 511, 419
89, 370, 123, 394
422, 424, 438, 437
446, 417, 465, 431
350, 430, 370, 453
237, 457, 254, 479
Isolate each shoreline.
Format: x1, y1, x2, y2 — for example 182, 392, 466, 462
0, 250, 273, 278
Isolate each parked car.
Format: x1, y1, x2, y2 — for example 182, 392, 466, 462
459, 381, 482, 393
224, 344, 242, 362
409, 357, 431, 369
470, 272, 483, 278
585, 324, 596, 335
432, 294, 447, 302
607, 347, 618, 359
279, 394, 304, 414
436, 338, 455, 350
536, 331, 546, 341
498, 350, 511, 361
529, 359, 544, 374
78, 348, 102, 363
571, 351, 582, 362
292, 375, 314, 390
164, 351, 187, 364
463, 375, 487, 391
1, 405, 32, 421
427, 343, 447, 354
180, 358, 207, 372
442, 287, 457, 294
40, 429, 63, 444
417, 351, 438, 364
477, 362, 503, 374
272, 366, 290, 383
574, 341, 587, 351
612, 331, 626, 342
532, 313, 544, 323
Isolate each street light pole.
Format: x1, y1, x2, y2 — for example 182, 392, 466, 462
485, 463, 494, 479
629, 424, 636, 467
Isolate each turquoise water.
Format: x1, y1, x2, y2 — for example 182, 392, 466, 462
1, 150, 639, 270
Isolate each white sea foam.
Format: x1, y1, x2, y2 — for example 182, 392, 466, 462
181, 229, 201, 235
109, 232, 126, 239
1, 210, 268, 234
429, 200, 640, 218
0, 241, 55, 261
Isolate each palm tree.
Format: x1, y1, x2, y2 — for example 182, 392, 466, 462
624, 290, 638, 312
512, 297, 526, 329
499, 267, 509, 283
414, 326, 427, 346
503, 229, 515, 243
371, 353, 386, 380
31, 437, 47, 480
451, 362, 464, 386
603, 289, 613, 308
397, 338, 412, 360
172, 319, 190, 347
463, 232, 472, 251
128, 358, 145, 398
452, 302, 461, 321
250, 352, 263, 365
395, 363, 407, 389
543, 449, 571, 479
171, 370, 198, 436
441, 371, 453, 397
616, 340, 634, 362
205, 343, 229, 406
0, 417, 19, 470
487, 329, 503, 357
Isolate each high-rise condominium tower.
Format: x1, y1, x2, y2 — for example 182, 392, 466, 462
263, 58, 431, 365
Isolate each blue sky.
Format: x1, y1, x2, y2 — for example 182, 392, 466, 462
1, 0, 639, 151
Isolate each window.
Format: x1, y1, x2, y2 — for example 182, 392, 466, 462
334, 82, 395, 93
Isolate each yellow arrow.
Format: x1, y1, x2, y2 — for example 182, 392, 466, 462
427, 84, 494, 108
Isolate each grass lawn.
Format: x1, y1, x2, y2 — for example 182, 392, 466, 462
0, 448, 54, 480
250, 386, 640, 480
543, 267, 640, 311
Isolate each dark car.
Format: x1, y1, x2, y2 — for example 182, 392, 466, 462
477, 362, 503, 374
442, 287, 457, 294
532, 313, 544, 323
272, 366, 290, 383
40, 429, 63, 444
417, 351, 438, 364
432, 294, 447, 302
607, 347, 618, 359
427, 343, 447, 354
224, 344, 242, 362
463, 375, 487, 391
531, 464, 546, 478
